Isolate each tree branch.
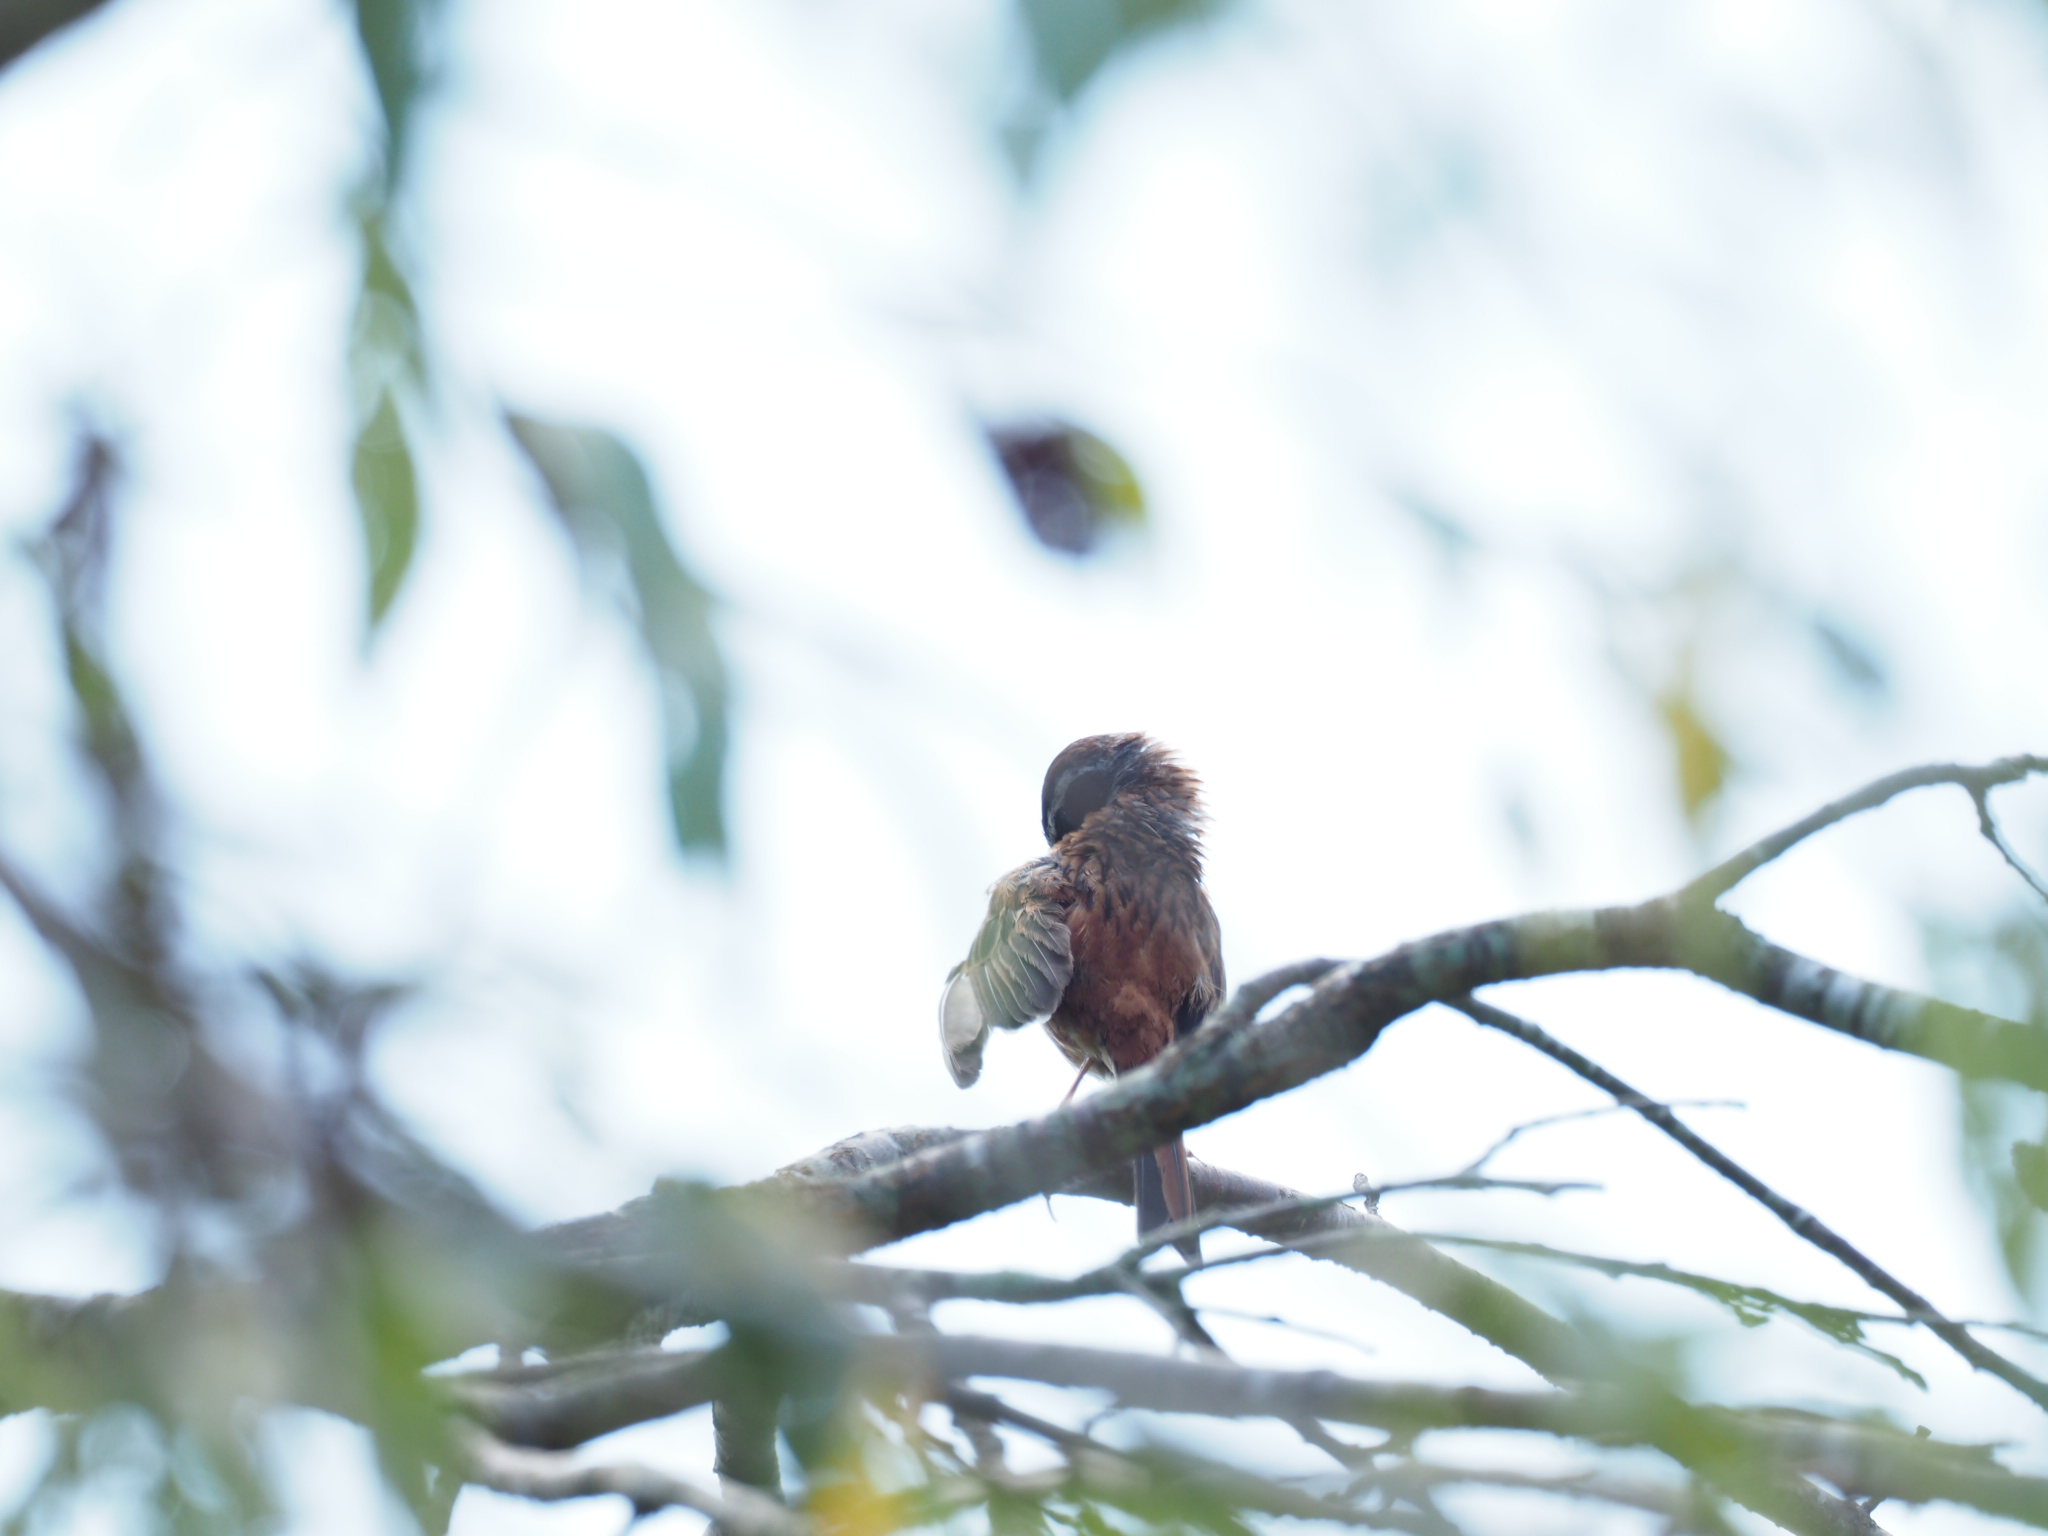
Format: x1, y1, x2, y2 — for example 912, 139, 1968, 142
536, 1137, 1597, 1387
780, 906, 2038, 1254
1686, 755, 2048, 904
1355, 1458, 1743, 1536
448, 1347, 728, 1451
453, 1333, 2039, 1529
456, 1425, 807, 1536
1968, 782, 2048, 906
1454, 994, 2048, 1412
948, 1385, 1438, 1532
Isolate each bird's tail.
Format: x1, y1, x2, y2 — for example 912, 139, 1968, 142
1134, 1137, 1200, 1262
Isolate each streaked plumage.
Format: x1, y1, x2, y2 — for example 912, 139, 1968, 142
940, 733, 1225, 1258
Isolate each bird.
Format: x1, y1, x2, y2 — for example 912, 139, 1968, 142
939, 733, 1225, 1260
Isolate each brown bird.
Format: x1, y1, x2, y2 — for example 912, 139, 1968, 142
939, 733, 1224, 1260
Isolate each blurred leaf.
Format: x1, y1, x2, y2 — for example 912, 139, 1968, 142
1017, 0, 1221, 103
1657, 681, 1730, 825
26, 437, 141, 784
349, 0, 443, 193
1924, 910, 2048, 1298
346, 212, 427, 638
505, 412, 731, 855
351, 209, 424, 393
38, 433, 116, 607
1960, 1079, 2046, 1300
807, 1468, 908, 1536
640, 1182, 850, 1473
1080, 1463, 1260, 1536
1812, 614, 1889, 701
1397, 491, 1479, 579
0, 0, 117, 73
352, 390, 419, 629
59, 624, 139, 786
2016, 1138, 2048, 1213
988, 421, 1147, 557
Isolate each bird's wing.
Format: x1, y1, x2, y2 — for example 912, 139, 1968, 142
939, 857, 1075, 1087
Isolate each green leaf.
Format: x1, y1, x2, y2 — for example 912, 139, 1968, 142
1066, 427, 1145, 528
1017, 0, 1221, 103
1401, 1232, 1932, 1390
1657, 682, 1730, 825
505, 412, 732, 855
2016, 1139, 2048, 1213
60, 624, 139, 782
351, 209, 424, 393
353, 390, 419, 628
349, 0, 440, 192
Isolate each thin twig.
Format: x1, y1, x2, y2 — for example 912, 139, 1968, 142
1969, 785, 2048, 907
454, 1333, 2039, 1527
1454, 1099, 1744, 1176
1352, 1459, 1743, 1536
1190, 1306, 1380, 1361
1687, 756, 2048, 904
1360, 1174, 1602, 1199
953, 1387, 1442, 1532
1454, 994, 2048, 1414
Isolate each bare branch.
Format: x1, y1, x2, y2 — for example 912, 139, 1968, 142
1454, 993, 2048, 1413
1361, 1175, 1600, 1199
456, 1425, 807, 1536
1968, 783, 2048, 907
1688, 755, 2048, 904
899, 1338, 2030, 1529
951, 1387, 1442, 1531
456, 1333, 2040, 1529
1187, 1306, 1381, 1361
447, 1347, 727, 1451
1455, 1099, 1743, 1176
536, 1139, 1599, 1386
784, 902, 2040, 1257
1170, 1161, 1583, 1388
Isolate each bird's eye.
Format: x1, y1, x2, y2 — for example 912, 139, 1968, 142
1046, 765, 1114, 843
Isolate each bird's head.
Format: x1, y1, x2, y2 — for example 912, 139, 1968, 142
1040, 733, 1203, 846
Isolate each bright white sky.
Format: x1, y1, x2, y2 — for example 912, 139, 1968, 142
1, 0, 2048, 1532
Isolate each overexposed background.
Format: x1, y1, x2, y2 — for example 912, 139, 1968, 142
1, 0, 2046, 1531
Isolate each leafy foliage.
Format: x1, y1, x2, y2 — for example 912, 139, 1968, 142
352, 390, 419, 628
1016, 0, 1225, 104
988, 421, 1148, 556
507, 414, 733, 855
1412, 1232, 1933, 1389
1925, 907, 2048, 1300
346, 0, 436, 635
1004, 0, 1225, 172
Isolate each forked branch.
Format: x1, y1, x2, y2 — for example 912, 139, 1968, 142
1454, 993, 2048, 1410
